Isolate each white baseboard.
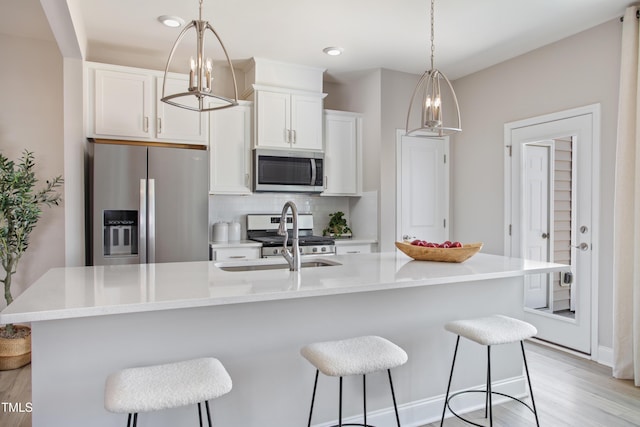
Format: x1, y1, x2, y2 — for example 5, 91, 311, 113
312, 376, 528, 427
597, 345, 613, 367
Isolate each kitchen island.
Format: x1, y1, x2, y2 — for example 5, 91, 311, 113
1, 252, 566, 427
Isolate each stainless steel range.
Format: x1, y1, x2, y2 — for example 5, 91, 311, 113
246, 213, 336, 257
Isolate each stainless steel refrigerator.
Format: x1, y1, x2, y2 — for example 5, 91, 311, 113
87, 140, 209, 265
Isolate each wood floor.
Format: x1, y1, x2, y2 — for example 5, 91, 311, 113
0, 342, 638, 426
0, 363, 31, 427
424, 342, 640, 427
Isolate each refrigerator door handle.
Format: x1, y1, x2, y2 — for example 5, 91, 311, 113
139, 179, 147, 263
148, 179, 156, 263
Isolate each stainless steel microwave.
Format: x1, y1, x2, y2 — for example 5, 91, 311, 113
253, 149, 324, 193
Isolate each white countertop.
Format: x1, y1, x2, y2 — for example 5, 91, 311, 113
0, 252, 567, 324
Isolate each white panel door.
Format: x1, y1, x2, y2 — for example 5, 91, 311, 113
507, 108, 596, 355
523, 144, 551, 309
291, 94, 323, 150
94, 69, 151, 138
209, 102, 252, 194
397, 134, 449, 244
256, 90, 290, 148
156, 77, 207, 143
323, 112, 358, 195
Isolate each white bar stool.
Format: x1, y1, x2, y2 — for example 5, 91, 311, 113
105, 357, 232, 427
301, 335, 408, 427
440, 315, 540, 426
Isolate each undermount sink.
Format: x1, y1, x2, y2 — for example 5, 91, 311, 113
215, 259, 341, 272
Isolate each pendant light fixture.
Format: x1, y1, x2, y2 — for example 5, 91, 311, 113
406, 0, 461, 136
161, 0, 238, 112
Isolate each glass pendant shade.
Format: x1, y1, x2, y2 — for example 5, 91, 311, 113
161, 0, 238, 112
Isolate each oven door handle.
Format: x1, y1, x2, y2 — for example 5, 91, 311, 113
310, 159, 317, 185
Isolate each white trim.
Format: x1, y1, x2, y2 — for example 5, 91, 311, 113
312, 376, 528, 427
504, 103, 601, 360
597, 345, 613, 367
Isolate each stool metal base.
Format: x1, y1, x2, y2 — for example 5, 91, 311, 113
125, 400, 213, 427
306, 369, 401, 427
440, 336, 540, 427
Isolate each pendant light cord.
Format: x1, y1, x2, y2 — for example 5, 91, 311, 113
430, 0, 435, 70
199, 0, 204, 21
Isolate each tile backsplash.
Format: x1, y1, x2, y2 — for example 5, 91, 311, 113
209, 193, 350, 239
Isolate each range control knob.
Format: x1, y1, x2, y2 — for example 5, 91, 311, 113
312, 247, 318, 253
321, 247, 327, 252
272, 248, 278, 255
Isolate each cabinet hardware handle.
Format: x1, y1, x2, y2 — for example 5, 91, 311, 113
324, 176, 327, 189
292, 129, 297, 143
157, 118, 162, 134
229, 255, 246, 259
143, 116, 149, 133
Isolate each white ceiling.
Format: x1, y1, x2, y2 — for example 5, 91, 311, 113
1, 0, 633, 81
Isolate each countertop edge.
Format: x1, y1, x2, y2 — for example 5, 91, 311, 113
0, 254, 568, 324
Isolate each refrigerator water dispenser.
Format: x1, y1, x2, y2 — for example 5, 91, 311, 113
103, 210, 138, 257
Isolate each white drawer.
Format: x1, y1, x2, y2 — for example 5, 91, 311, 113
336, 244, 373, 255
212, 247, 261, 261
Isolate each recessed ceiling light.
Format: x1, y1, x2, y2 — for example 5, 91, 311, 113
158, 15, 185, 28
323, 47, 344, 56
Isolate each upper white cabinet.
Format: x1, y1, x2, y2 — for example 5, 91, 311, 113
255, 88, 324, 151
156, 76, 207, 143
244, 58, 326, 152
92, 68, 152, 139
322, 110, 363, 196
209, 101, 252, 194
87, 62, 207, 144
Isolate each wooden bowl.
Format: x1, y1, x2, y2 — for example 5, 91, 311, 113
395, 241, 483, 263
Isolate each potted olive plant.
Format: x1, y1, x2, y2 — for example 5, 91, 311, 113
0, 150, 63, 369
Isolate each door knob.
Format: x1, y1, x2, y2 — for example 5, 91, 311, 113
541, 233, 549, 239
403, 234, 415, 241
571, 242, 589, 251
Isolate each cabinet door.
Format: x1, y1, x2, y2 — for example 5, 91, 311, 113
291, 94, 323, 150
94, 69, 152, 138
209, 102, 252, 194
156, 77, 207, 143
323, 112, 361, 195
256, 90, 290, 148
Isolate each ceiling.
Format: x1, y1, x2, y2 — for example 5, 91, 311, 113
1, 0, 633, 81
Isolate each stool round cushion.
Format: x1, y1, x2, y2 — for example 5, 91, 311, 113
301, 335, 408, 377
105, 357, 232, 414
445, 315, 537, 346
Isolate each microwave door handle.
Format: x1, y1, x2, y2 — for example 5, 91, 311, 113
310, 158, 317, 185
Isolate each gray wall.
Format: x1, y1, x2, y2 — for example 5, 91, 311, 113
327, 18, 622, 351
450, 18, 621, 349
0, 33, 66, 308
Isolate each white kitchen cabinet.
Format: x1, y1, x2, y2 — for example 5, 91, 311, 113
155, 76, 207, 143
335, 243, 375, 255
255, 88, 324, 151
211, 247, 261, 261
87, 62, 207, 144
92, 68, 152, 139
322, 110, 363, 196
209, 101, 252, 194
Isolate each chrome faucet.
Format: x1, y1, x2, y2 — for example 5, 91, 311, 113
277, 201, 301, 271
